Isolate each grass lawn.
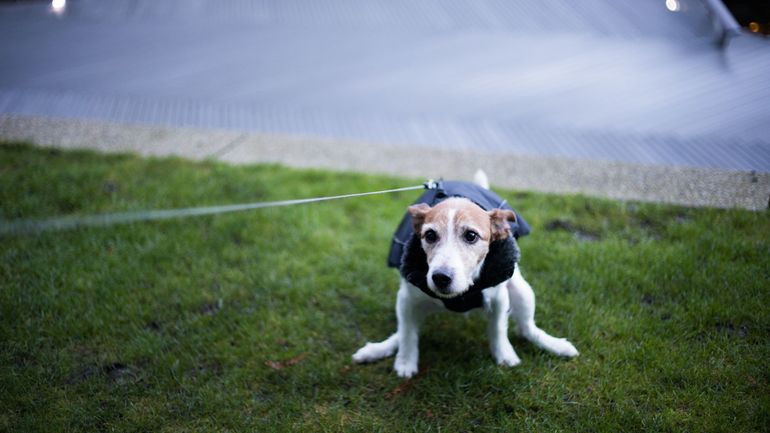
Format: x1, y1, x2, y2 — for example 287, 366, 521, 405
1, 142, 768, 432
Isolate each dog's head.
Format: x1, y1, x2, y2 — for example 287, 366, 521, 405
408, 197, 516, 298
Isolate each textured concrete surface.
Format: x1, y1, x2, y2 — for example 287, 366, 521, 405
1, 0, 769, 172
2, 114, 767, 210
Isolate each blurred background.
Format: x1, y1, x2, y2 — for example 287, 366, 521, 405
1, 0, 769, 172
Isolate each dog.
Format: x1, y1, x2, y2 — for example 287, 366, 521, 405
352, 171, 578, 377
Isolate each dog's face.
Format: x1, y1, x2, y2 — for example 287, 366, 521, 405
408, 198, 516, 298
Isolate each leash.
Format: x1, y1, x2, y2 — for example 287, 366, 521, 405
1, 179, 441, 236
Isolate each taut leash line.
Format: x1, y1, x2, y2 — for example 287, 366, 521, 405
1, 181, 440, 236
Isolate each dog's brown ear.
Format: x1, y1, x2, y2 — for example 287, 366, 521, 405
488, 209, 516, 241
408, 203, 431, 234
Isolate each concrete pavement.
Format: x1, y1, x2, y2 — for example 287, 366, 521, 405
2, 0, 770, 172
1, 0, 769, 209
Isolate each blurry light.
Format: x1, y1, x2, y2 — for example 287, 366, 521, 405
665, 0, 680, 12
51, 0, 66, 16
748, 22, 760, 33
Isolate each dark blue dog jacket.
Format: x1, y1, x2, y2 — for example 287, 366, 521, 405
387, 181, 530, 312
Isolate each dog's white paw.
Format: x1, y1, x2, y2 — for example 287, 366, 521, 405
550, 338, 579, 358
493, 342, 521, 367
352, 343, 387, 363
394, 357, 419, 378
352, 344, 375, 363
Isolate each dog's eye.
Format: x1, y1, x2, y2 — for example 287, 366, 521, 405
463, 230, 479, 244
423, 229, 438, 244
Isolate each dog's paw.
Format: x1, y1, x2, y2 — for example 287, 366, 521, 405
352, 343, 382, 363
351, 344, 373, 364
393, 357, 419, 378
551, 338, 579, 358
493, 343, 521, 367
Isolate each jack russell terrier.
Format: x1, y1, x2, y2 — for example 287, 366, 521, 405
352, 171, 578, 377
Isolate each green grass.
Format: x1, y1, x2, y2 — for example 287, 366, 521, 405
1, 142, 768, 432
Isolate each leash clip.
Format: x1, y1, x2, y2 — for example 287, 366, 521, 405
423, 179, 442, 190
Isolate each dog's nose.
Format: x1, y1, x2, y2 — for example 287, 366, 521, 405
431, 271, 453, 292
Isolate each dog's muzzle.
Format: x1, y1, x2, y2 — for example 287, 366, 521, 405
430, 269, 453, 294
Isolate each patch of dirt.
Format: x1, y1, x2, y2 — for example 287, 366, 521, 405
67, 362, 142, 386
715, 320, 748, 338
65, 365, 100, 385
231, 232, 243, 245
103, 362, 141, 385
641, 294, 655, 305
265, 353, 307, 370
145, 320, 161, 332
187, 359, 223, 378
102, 180, 119, 194
544, 219, 601, 242
544, 219, 574, 231
636, 217, 664, 241
200, 299, 223, 315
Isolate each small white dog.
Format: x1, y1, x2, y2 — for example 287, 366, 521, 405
353, 171, 578, 377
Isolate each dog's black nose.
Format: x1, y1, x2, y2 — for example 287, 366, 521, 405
431, 271, 453, 292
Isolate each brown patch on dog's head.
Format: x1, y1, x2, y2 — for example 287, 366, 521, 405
488, 209, 516, 241
408, 203, 432, 234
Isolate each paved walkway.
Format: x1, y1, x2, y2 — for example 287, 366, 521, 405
1, 1, 769, 208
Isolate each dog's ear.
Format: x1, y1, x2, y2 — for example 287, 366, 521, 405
488, 209, 516, 241
408, 203, 431, 234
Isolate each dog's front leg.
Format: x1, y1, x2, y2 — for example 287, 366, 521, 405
485, 283, 521, 367
394, 280, 426, 378
508, 267, 579, 357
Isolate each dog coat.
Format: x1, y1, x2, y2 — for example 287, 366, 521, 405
387, 181, 530, 312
